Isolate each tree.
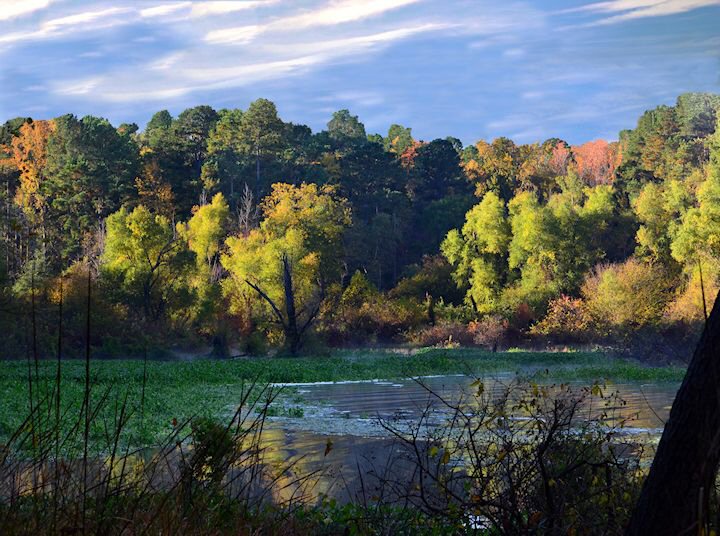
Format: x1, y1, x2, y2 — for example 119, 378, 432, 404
384, 124, 414, 155
135, 158, 175, 217
441, 191, 510, 313
259, 183, 351, 282
465, 137, 520, 201
42, 114, 139, 264
237, 98, 285, 195
144, 110, 173, 149
203, 109, 244, 205
327, 109, 366, 142
181, 192, 229, 276
102, 205, 193, 323
571, 139, 618, 186
627, 291, 720, 534
221, 183, 351, 354
8, 119, 55, 253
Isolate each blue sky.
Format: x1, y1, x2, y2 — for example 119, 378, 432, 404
0, 0, 718, 145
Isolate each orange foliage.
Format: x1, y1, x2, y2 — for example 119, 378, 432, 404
548, 142, 572, 176
10, 119, 55, 214
399, 140, 424, 170
572, 139, 619, 185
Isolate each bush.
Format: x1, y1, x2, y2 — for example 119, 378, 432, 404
665, 265, 719, 326
532, 295, 592, 343
407, 321, 475, 347
582, 258, 673, 336
390, 255, 466, 304
321, 271, 426, 345
468, 315, 509, 350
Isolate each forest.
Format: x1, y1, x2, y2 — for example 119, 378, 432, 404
0, 92, 718, 359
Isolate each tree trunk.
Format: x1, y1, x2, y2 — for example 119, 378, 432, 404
255, 144, 261, 195
282, 255, 300, 355
626, 295, 720, 535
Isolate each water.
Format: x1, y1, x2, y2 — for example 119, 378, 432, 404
255, 373, 679, 502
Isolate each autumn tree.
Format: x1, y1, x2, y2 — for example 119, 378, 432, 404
221, 183, 350, 354
135, 158, 175, 217
102, 205, 194, 324
9, 120, 55, 237
571, 139, 619, 186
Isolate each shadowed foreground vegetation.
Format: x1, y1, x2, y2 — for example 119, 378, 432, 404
1, 361, 658, 535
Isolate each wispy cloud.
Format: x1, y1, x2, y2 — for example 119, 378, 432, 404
56, 23, 450, 101
0, 6, 133, 45
567, 0, 720, 23
206, 0, 421, 44
1, 0, 714, 146
139, 2, 191, 18
0, 0, 54, 21
140, 1, 275, 20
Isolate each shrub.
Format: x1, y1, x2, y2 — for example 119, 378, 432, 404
468, 315, 509, 350
322, 271, 425, 345
390, 255, 466, 304
407, 321, 475, 347
582, 258, 673, 336
532, 295, 592, 343
665, 264, 719, 325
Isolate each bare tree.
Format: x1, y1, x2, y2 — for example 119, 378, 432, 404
236, 183, 260, 238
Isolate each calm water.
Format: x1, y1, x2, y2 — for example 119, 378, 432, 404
256, 373, 679, 502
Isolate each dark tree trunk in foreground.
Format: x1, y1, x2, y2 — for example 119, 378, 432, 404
627, 296, 720, 535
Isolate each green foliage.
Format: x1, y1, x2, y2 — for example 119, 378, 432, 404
102, 205, 194, 324
442, 191, 510, 313
182, 192, 230, 270
222, 183, 351, 349
42, 114, 139, 262
582, 258, 674, 335
1, 93, 718, 353
327, 109, 366, 141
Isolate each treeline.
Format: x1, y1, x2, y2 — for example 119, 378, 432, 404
0, 93, 718, 357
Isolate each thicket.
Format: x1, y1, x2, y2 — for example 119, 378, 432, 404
0, 93, 718, 358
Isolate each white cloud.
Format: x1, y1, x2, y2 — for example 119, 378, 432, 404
189, 1, 274, 17
568, 0, 720, 23
44, 0, 539, 108
0, 6, 134, 45
206, 0, 421, 44
260, 24, 450, 55
206, 24, 265, 44
43, 7, 133, 30
59, 23, 449, 101
281, 0, 421, 28
140, 1, 274, 20
0, 0, 53, 21
139, 2, 191, 18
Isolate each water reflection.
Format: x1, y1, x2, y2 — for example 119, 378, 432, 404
259, 374, 679, 502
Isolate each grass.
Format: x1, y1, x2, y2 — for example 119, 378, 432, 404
0, 348, 685, 450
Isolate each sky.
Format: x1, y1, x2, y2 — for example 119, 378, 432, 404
0, 0, 718, 145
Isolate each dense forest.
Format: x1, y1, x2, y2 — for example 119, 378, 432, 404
1, 92, 718, 358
